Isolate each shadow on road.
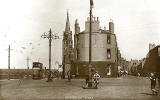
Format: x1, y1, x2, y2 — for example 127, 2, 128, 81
140, 93, 156, 96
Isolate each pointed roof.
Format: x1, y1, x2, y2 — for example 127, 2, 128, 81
65, 10, 70, 32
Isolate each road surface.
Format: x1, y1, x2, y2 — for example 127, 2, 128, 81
0, 76, 160, 100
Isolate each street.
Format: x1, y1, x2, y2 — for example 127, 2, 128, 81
0, 76, 160, 100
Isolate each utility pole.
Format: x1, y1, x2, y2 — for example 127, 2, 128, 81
25, 56, 31, 78
8, 45, 10, 80
41, 28, 60, 82
87, 0, 94, 88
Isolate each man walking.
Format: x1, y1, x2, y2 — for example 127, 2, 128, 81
85, 76, 89, 87
67, 70, 71, 82
58, 65, 63, 79
157, 72, 160, 88
149, 72, 158, 95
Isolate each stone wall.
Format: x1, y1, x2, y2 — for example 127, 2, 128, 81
72, 61, 117, 78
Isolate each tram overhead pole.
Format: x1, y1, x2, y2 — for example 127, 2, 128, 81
41, 28, 60, 82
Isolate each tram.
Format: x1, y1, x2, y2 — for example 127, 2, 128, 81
32, 62, 43, 79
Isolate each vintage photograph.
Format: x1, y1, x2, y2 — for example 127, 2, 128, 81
0, 0, 160, 100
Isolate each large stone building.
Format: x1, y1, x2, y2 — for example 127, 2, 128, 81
62, 12, 120, 77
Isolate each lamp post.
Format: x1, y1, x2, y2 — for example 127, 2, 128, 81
41, 28, 60, 82
88, 0, 94, 88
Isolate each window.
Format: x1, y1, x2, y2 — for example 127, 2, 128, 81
107, 49, 111, 59
107, 35, 111, 44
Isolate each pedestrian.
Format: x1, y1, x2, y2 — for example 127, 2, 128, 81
124, 71, 127, 76
67, 71, 71, 82
93, 71, 100, 88
157, 72, 160, 96
157, 72, 160, 88
85, 76, 89, 87
149, 72, 157, 95
120, 70, 123, 76
58, 65, 63, 79
137, 73, 140, 77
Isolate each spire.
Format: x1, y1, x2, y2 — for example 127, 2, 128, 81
65, 10, 70, 32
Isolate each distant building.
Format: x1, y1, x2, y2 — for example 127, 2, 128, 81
62, 12, 120, 77
120, 57, 130, 72
129, 59, 141, 75
117, 49, 121, 67
143, 45, 160, 73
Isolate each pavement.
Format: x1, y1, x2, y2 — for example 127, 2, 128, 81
0, 75, 160, 100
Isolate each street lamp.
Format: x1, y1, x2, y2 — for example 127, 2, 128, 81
86, 0, 94, 88
41, 28, 60, 82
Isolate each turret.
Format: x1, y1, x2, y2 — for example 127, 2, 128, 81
75, 19, 80, 34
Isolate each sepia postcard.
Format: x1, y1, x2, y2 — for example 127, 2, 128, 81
0, 0, 160, 100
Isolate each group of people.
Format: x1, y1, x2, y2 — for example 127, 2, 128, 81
149, 72, 160, 95
117, 70, 128, 77
85, 71, 100, 88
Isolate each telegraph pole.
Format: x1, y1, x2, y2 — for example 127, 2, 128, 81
41, 28, 60, 82
25, 56, 31, 78
26, 56, 31, 70
8, 45, 10, 80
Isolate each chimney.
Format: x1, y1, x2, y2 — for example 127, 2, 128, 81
97, 17, 99, 22
109, 19, 114, 33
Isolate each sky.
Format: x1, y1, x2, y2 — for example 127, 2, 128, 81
0, 0, 160, 69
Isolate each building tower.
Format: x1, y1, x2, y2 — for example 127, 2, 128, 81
71, 17, 119, 77
74, 19, 80, 75
74, 19, 80, 58
62, 11, 73, 78
75, 19, 80, 35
